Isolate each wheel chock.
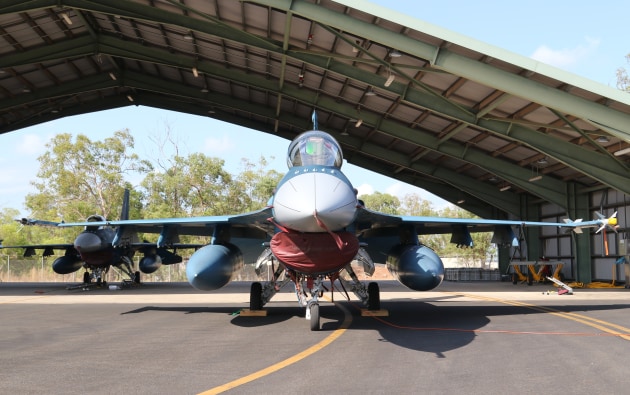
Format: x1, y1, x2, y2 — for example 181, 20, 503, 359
361, 309, 389, 317
239, 309, 268, 316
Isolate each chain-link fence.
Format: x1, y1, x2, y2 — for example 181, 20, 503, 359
2, 252, 507, 283
0, 254, 192, 283
0, 254, 275, 283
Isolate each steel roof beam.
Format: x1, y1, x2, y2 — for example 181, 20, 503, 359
254, 0, 630, 140
0, 45, 605, 206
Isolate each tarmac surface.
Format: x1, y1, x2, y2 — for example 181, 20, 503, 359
2, 279, 630, 395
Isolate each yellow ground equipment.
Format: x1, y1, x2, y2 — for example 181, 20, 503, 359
510, 261, 564, 286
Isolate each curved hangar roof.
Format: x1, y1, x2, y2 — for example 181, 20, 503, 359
2, 0, 630, 218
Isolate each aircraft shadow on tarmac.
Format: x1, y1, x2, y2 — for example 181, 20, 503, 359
351, 301, 630, 357
120, 305, 297, 326
120, 299, 630, 357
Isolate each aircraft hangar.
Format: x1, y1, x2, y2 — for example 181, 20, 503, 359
1, 0, 630, 284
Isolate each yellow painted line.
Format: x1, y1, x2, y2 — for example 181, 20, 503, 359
198, 302, 353, 395
0, 290, 60, 304
445, 292, 630, 341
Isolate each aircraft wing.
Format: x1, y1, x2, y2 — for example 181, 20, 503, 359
15, 218, 64, 227
354, 206, 578, 261
0, 242, 74, 257
355, 206, 575, 233
57, 207, 275, 263
58, 207, 273, 236
0, 241, 203, 254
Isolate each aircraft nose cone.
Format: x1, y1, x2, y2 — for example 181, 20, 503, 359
74, 232, 103, 253
273, 170, 357, 232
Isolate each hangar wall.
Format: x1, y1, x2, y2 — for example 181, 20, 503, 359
534, 188, 629, 283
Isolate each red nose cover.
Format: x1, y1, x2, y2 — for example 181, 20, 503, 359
76, 249, 114, 266
270, 231, 359, 274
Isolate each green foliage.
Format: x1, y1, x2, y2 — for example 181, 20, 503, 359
233, 156, 284, 212
432, 205, 495, 267
141, 154, 233, 217
0, 208, 25, 247
0, 207, 72, 257
25, 130, 152, 222
399, 193, 436, 216
359, 191, 401, 214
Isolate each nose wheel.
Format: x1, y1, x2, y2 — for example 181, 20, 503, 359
307, 301, 320, 331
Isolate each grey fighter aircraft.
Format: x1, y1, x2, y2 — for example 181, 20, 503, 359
2, 190, 200, 290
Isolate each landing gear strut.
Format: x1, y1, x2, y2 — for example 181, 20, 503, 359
247, 262, 384, 331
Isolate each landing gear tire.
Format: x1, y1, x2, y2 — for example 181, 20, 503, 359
83, 272, 90, 284
309, 302, 320, 331
134, 271, 141, 284
367, 282, 380, 310
250, 282, 263, 311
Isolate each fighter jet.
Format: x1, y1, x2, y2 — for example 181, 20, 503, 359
2, 190, 200, 290
10, 112, 601, 329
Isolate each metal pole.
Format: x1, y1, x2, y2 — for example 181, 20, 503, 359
2, 254, 11, 282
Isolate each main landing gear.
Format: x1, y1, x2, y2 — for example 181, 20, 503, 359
67, 267, 110, 291
66, 257, 141, 291
248, 269, 382, 331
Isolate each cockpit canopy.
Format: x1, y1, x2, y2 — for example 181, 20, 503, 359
85, 214, 106, 231
287, 130, 343, 169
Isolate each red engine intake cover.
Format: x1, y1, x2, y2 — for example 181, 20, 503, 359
270, 231, 359, 274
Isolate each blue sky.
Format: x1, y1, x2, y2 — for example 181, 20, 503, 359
1, 0, 628, 216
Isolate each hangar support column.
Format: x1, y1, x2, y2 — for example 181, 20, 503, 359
568, 185, 592, 284
496, 196, 543, 275
520, 195, 543, 262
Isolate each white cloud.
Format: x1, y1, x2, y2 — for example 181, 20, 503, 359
16, 134, 46, 156
202, 135, 234, 153
385, 182, 411, 197
531, 37, 600, 68
355, 183, 374, 197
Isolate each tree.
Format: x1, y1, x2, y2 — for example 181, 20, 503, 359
617, 54, 630, 92
399, 193, 436, 216
359, 191, 401, 214
25, 130, 152, 223
232, 156, 284, 212
141, 153, 237, 217
0, 207, 70, 269
438, 205, 495, 268
0, 208, 26, 246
